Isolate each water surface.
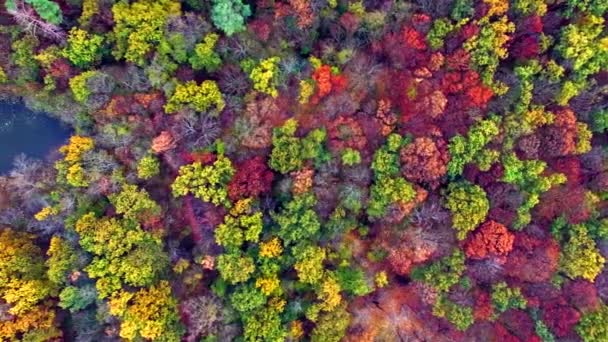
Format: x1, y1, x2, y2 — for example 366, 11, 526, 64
0, 101, 71, 173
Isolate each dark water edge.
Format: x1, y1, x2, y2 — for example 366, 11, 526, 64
0, 101, 72, 173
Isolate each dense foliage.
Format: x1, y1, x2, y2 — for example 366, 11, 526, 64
0, 0, 607, 340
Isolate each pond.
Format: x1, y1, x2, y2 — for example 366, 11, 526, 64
0, 101, 72, 173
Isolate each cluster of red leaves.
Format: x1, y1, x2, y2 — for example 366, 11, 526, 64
400, 136, 449, 187
464, 220, 515, 260
327, 115, 367, 152
541, 108, 578, 158
505, 232, 560, 283
227, 156, 274, 201
311, 65, 348, 104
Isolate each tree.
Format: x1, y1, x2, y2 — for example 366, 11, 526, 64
444, 181, 489, 240
111, 0, 181, 65
6, 0, 63, 24
216, 252, 255, 284
294, 244, 326, 285
432, 295, 474, 331
109, 281, 185, 341
59, 285, 97, 312
411, 250, 466, 293
272, 193, 321, 245
0, 228, 54, 315
164, 80, 225, 115
137, 154, 160, 180
250, 57, 281, 97
75, 213, 169, 297
269, 119, 303, 173
172, 156, 235, 208
227, 156, 274, 201
46, 236, 79, 285
560, 224, 605, 281
230, 284, 266, 313
576, 305, 608, 342
464, 220, 514, 259
447, 116, 501, 177
491, 282, 527, 313
368, 134, 416, 219
215, 199, 263, 252
400, 136, 449, 185
63, 27, 104, 68
190, 33, 222, 72
109, 184, 161, 222
310, 303, 351, 342
211, 0, 251, 36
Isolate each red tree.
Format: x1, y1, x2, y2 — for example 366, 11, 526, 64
464, 220, 515, 260
400, 136, 449, 187
227, 156, 274, 201
505, 232, 560, 283
541, 297, 580, 338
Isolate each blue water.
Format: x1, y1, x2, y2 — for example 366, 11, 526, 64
0, 101, 72, 173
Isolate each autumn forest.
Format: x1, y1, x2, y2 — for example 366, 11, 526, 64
0, 0, 608, 341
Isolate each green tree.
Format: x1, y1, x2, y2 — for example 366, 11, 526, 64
75, 213, 169, 297
58, 285, 97, 312
293, 244, 326, 285
46, 236, 79, 285
444, 181, 489, 240
211, 0, 251, 36
272, 193, 321, 245
368, 133, 416, 218
310, 303, 351, 342
432, 295, 474, 331
6, 0, 63, 24
164, 80, 225, 114
215, 199, 263, 252
491, 282, 527, 313
447, 116, 501, 177
341, 148, 361, 166
111, 0, 181, 65
411, 250, 466, 293
109, 184, 161, 222
137, 154, 160, 180
190, 33, 222, 72
69, 70, 98, 103
230, 284, 267, 313
63, 27, 105, 68
270, 119, 303, 173
216, 252, 255, 284
171, 155, 235, 207
576, 305, 608, 342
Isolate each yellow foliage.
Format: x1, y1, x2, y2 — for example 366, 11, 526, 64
483, 0, 509, 18
164, 80, 225, 114
79, 0, 99, 25
230, 198, 253, 216
256, 276, 281, 296
298, 79, 315, 104
268, 297, 286, 313
34, 206, 58, 221
375, 271, 389, 288
0, 304, 61, 341
59, 135, 95, 163
259, 237, 283, 258
34, 46, 61, 68
576, 122, 593, 154
290, 320, 305, 340
317, 275, 342, 312
172, 258, 190, 274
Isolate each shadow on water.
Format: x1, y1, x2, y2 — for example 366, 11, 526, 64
0, 101, 72, 173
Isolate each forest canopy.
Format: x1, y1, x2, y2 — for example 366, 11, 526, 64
0, 0, 607, 341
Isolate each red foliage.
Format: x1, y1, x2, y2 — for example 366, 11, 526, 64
311, 65, 347, 104
399, 136, 449, 187
499, 309, 537, 341
464, 220, 515, 260
492, 322, 521, 342
511, 35, 540, 59
541, 297, 581, 338
327, 116, 367, 152
505, 232, 560, 283
339, 12, 360, 34
466, 85, 494, 108
563, 280, 601, 313
182, 151, 216, 166
534, 186, 591, 224
541, 108, 578, 158
227, 156, 274, 201
550, 157, 582, 187
473, 289, 493, 320
402, 26, 427, 50
248, 19, 271, 41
